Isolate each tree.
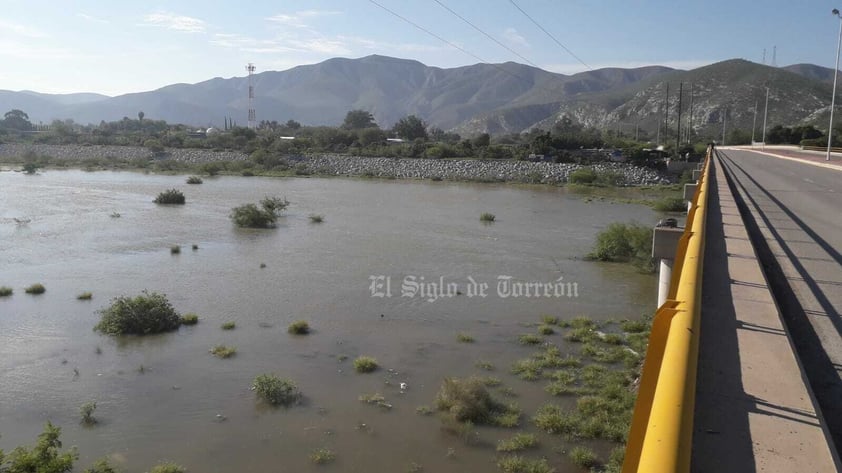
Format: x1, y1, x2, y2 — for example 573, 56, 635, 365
138, 111, 145, 123
393, 115, 427, 140
3, 109, 32, 130
285, 119, 301, 130
473, 133, 491, 148
342, 110, 377, 130
1, 422, 77, 472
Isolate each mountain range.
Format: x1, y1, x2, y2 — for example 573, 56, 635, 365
0, 55, 837, 137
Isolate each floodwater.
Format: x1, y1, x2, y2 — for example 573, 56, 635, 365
0, 170, 658, 472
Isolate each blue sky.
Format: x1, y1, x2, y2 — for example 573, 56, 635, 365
2, 0, 841, 95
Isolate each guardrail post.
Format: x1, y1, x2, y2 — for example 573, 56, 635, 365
652, 224, 684, 307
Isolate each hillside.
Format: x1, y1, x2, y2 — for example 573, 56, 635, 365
0, 55, 835, 138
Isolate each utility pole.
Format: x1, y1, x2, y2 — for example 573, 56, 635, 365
676, 82, 683, 153
751, 100, 758, 145
721, 107, 727, 145
664, 83, 670, 146
762, 87, 770, 148
686, 83, 694, 143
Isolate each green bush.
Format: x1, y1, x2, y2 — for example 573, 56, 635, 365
230, 196, 289, 228
518, 333, 543, 345
170, 245, 180, 254
568, 167, 597, 184
186, 175, 203, 184
480, 212, 496, 222
587, 222, 653, 270
288, 320, 310, 335
148, 463, 186, 473
0, 286, 12, 297
154, 189, 185, 205
180, 313, 199, 325
496, 433, 538, 452
570, 446, 599, 468
456, 333, 474, 343
653, 197, 686, 212
252, 374, 301, 406
210, 345, 236, 358
94, 291, 181, 335
84, 458, 119, 473
308, 214, 324, 223
1, 422, 77, 472
538, 325, 555, 335
309, 448, 335, 465
221, 321, 236, 330
77, 292, 93, 300
496, 455, 553, 473
25, 283, 46, 294
353, 355, 379, 373
434, 376, 511, 425
80, 401, 97, 425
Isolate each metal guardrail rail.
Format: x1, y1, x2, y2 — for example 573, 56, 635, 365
622, 146, 712, 473
801, 145, 842, 153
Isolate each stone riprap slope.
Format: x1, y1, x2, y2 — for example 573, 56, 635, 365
0, 143, 670, 185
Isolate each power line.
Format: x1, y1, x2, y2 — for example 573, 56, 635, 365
430, 0, 539, 68
507, 0, 591, 71
367, 0, 552, 95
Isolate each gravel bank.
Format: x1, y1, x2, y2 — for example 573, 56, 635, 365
0, 143, 671, 185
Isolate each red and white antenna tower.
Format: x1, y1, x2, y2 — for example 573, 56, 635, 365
246, 63, 256, 129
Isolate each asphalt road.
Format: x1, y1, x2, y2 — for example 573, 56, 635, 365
717, 148, 842, 452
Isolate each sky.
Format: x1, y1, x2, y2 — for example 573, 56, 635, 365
2, 0, 842, 96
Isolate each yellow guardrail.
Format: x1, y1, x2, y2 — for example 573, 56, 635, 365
622, 146, 712, 473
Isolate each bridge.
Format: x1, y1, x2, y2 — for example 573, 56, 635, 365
623, 146, 842, 472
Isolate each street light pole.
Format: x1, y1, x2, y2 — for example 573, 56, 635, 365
827, 8, 842, 161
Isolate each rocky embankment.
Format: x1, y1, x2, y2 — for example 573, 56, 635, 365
0, 143, 671, 185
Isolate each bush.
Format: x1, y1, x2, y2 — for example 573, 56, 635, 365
434, 376, 511, 425
25, 283, 46, 294
0, 422, 77, 472
309, 214, 324, 223
570, 446, 599, 468
84, 459, 119, 473
456, 333, 474, 343
80, 401, 97, 425
170, 245, 180, 254
22, 162, 40, 174
221, 321, 236, 330
568, 167, 597, 184
230, 196, 289, 228
0, 286, 12, 297
587, 222, 653, 270
653, 197, 685, 212
480, 212, 496, 222
252, 374, 301, 406
288, 320, 310, 335
309, 448, 335, 465
77, 292, 93, 300
496, 433, 538, 452
210, 345, 236, 358
149, 463, 186, 473
541, 315, 559, 325
154, 189, 185, 205
181, 313, 199, 325
518, 333, 543, 345
94, 291, 181, 335
354, 356, 379, 373
186, 175, 203, 184
496, 456, 553, 473
538, 325, 555, 335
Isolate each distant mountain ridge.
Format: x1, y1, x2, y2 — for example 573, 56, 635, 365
0, 55, 836, 137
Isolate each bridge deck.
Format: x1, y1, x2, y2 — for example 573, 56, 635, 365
690, 156, 839, 472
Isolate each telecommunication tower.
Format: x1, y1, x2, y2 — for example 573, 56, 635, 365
246, 63, 256, 129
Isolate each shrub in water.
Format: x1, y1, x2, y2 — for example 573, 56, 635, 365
353, 356, 379, 373
77, 292, 93, 300
180, 313, 199, 325
94, 291, 181, 335
170, 245, 180, 254
1, 422, 76, 472
496, 456, 553, 473
288, 320, 310, 335
653, 197, 686, 212
309, 448, 335, 465
148, 463, 186, 473
480, 212, 496, 222
221, 321, 236, 330
154, 189, 185, 205
80, 401, 97, 425
570, 446, 599, 468
84, 458, 119, 473
25, 283, 46, 294
210, 345, 236, 358
0, 286, 13, 297
496, 433, 538, 452
186, 175, 203, 184
456, 333, 474, 343
230, 196, 289, 228
252, 374, 301, 406
588, 222, 653, 269
434, 376, 507, 424
309, 214, 324, 223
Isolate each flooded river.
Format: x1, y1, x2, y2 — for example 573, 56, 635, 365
0, 170, 658, 472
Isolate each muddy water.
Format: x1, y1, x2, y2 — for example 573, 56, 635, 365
0, 170, 657, 472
